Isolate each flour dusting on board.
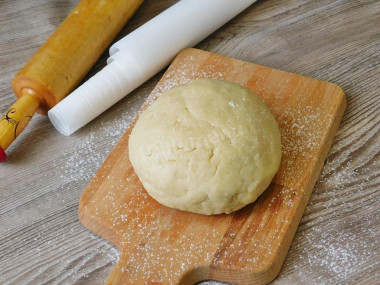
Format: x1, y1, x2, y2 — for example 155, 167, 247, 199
77, 50, 350, 283
148, 55, 225, 103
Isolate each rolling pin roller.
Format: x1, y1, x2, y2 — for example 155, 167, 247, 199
0, 0, 143, 162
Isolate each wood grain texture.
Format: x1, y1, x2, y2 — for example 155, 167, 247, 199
0, 0, 379, 284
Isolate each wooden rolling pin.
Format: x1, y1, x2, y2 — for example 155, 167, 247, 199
0, 0, 143, 162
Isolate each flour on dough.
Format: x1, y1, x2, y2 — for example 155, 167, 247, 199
129, 79, 281, 215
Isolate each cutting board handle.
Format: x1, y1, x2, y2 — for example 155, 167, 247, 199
105, 252, 209, 284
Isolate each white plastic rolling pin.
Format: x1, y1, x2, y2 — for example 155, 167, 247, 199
48, 0, 257, 135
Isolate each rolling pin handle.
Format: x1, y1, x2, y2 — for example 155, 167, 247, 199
0, 90, 41, 162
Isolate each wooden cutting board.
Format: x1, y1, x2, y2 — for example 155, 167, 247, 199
79, 48, 346, 284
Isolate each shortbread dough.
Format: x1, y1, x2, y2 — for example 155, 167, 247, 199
129, 79, 281, 215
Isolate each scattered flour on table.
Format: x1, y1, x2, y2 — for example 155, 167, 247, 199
52, 104, 141, 184
36, 101, 142, 283
276, 123, 380, 283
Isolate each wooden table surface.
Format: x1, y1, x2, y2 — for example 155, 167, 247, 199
0, 0, 379, 284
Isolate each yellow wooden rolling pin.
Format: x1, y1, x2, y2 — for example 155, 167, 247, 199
0, 0, 143, 162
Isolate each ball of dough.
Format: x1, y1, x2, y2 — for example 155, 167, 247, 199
129, 79, 281, 215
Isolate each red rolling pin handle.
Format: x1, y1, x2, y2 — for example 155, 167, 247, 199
0, 147, 6, 162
